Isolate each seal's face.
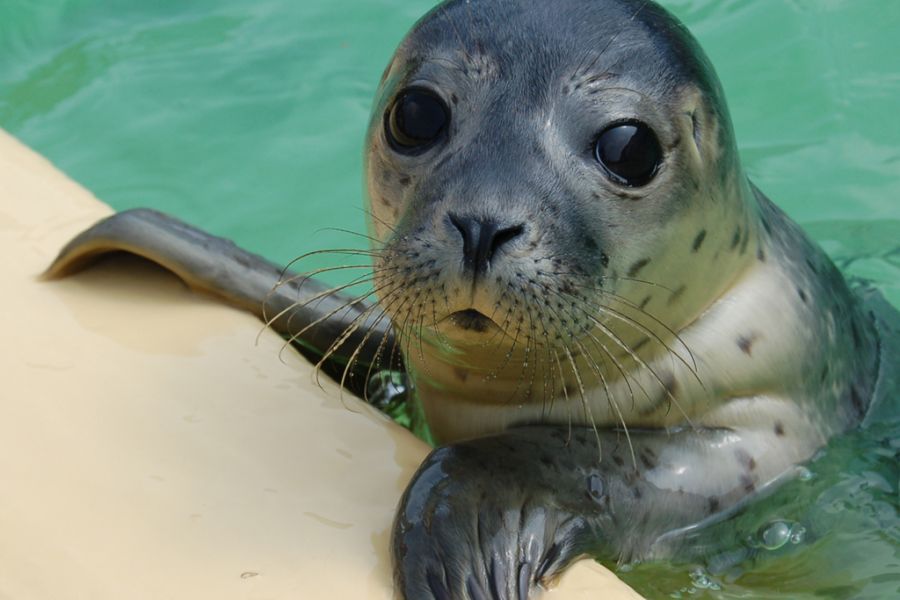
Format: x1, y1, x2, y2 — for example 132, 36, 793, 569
364, 0, 758, 419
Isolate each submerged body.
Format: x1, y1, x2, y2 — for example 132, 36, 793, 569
47, 1, 892, 599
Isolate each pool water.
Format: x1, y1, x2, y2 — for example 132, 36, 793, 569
2, 0, 897, 597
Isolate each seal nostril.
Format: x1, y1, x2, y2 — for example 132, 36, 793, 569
448, 212, 476, 269
491, 224, 524, 257
448, 213, 525, 278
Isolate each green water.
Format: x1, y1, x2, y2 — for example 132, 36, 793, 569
2, 0, 897, 597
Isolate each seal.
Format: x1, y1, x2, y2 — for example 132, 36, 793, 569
46, 1, 895, 598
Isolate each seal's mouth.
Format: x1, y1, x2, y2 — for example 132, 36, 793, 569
445, 309, 495, 333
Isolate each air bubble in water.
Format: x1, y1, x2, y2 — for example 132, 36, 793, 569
760, 520, 792, 550
753, 519, 807, 551
689, 567, 721, 591
790, 524, 807, 544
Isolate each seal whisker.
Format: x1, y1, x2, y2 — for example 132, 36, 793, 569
521, 296, 542, 404
597, 301, 701, 390
534, 280, 695, 428
271, 262, 382, 295
266, 272, 380, 340
575, 302, 696, 427
262, 267, 394, 327
552, 350, 575, 443
561, 344, 604, 462
572, 336, 636, 465
314, 227, 385, 246
277, 246, 382, 280
321, 300, 401, 399
484, 306, 525, 382
277, 279, 394, 363
563, 277, 700, 380
362, 320, 402, 403
535, 284, 644, 438
315, 299, 391, 395
263, 261, 393, 332
355, 206, 400, 235
592, 286, 700, 376
313, 281, 409, 390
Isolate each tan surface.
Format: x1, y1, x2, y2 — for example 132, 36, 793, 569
0, 128, 642, 599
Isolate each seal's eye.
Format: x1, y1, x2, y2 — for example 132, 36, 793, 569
594, 122, 662, 187
385, 88, 449, 152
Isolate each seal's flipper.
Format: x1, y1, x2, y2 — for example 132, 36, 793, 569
392, 423, 815, 600
45, 209, 397, 394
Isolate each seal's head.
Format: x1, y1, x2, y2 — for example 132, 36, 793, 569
363, 0, 763, 438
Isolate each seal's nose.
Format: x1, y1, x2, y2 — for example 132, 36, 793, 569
448, 213, 524, 278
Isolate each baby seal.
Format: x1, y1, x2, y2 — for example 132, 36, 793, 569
48, 0, 894, 598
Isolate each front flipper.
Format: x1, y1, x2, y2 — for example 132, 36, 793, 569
44, 209, 397, 391
393, 425, 809, 599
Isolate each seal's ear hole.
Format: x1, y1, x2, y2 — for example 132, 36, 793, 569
385, 88, 450, 153
690, 110, 701, 147
594, 121, 662, 188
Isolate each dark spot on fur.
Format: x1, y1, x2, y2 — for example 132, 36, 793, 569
612, 454, 624, 467
583, 236, 598, 251
639, 296, 652, 310
633, 337, 650, 352
806, 258, 819, 274
692, 230, 707, 252
730, 227, 741, 250
757, 246, 766, 262
632, 487, 643, 499
761, 216, 772, 235
774, 421, 785, 436
740, 474, 756, 493
849, 385, 865, 418
735, 449, 756, 471
398, 175, 411, 187
600, 253, 610, 268
798, 288, 808, 304
453, 367, 469, 382
820, 364, 829, 383
736, 334, 756, 356
450, 93, 458, 105
851, 321, 861, 349
628, 258, 651, 277
708, 497, 720, 514
667, 284, 686, 305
